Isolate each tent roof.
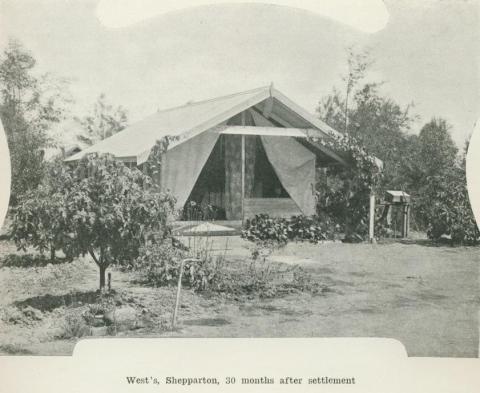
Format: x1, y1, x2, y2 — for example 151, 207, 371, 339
65, 84, 349, 165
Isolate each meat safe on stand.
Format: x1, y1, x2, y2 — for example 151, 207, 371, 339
379, 191, 411, 238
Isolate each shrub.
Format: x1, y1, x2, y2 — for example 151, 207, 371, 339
135, 237, 326, 299
241, 214, 337, 244
1, 253, 70, 268
60, 311, 91, 339
239, 244, 325, 298
0, 306, 43, 326
290, 268, 324, 295
239, 245, 283, 298
11, 159, 74, 261
82, 293, 117, 327
135, 241, 186, 287
135, 239, 230, 292
183, 255, 229, 292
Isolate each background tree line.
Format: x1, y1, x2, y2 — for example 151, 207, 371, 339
0, 39, 127, 205
316, 46, 478, 244
0, 39, 478, 247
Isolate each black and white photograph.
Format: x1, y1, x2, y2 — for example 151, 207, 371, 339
0, 0, 479, 363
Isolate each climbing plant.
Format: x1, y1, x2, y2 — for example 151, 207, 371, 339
311, 133, 383, 239
144, 135, 180, 180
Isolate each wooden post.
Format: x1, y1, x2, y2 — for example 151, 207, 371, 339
171, 258, 186, 330
402, 204, 410, 238
107, 272, 111, 292
369, 192, 376, 243
241, 111, 246, 222
394, 215, 397, 238
241, 135, 245, 220
172, 258, 199, 330
406, 205, 410, 237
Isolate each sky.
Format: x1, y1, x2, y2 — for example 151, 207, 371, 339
0, 0, 478, 147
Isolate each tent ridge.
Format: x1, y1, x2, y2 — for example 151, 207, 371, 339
155, 84, 271, 114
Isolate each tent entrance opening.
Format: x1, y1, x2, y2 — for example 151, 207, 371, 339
182, 134, 296, 221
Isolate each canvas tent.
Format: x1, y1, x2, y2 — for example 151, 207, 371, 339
66, 84, 355, 221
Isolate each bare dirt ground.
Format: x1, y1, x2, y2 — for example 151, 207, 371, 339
0, 235, 478, 357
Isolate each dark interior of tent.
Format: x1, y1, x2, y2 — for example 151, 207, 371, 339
183, 135, 289, 221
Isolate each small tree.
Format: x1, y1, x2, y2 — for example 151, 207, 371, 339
416, 118, 458, 175
67, 154, 175, 289
317, 47, 417, 192
0, 39, 69, 204
422, 164, 479, 245
409, 119, 478, 244
412, 118, 459, 229
75, 93, 128, 146
342, 46, 371, 133
11, 154, 176, 288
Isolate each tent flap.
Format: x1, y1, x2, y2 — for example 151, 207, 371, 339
161, 131, 219, 209
260, 136, 316, 216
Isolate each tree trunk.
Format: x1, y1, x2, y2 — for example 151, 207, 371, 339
50, 246, 56, 262
99, 264, 106, 290
88, 248, 106, 290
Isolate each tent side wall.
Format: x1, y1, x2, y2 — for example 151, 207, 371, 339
159, 130, 219, 209
260, 135, 316, 216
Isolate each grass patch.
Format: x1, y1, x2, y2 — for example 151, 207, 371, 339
1, 253, 72, 268
0, 344, 34, 355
